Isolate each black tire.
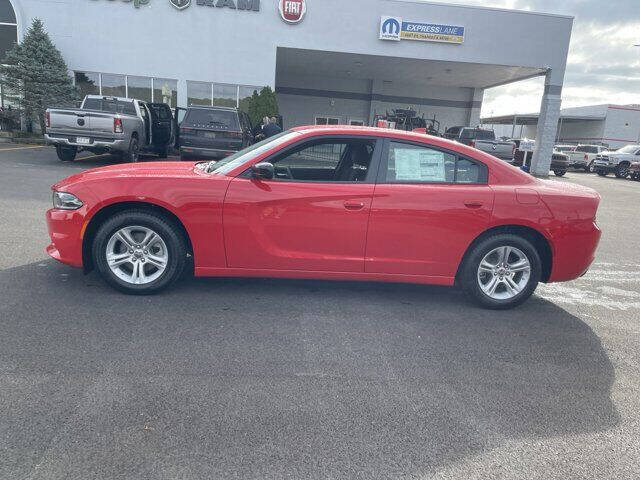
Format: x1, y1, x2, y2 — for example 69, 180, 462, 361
92, 210, 187, 295
615, 163, 629, 179
156, 145, 169, 159
123, 136, 140, 163
55, 145, 77, 162
585, 161, 595, 173
459, 234, 542, 310
596, 170, 607, 177
554, 170, 566, 177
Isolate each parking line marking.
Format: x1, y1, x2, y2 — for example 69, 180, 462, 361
0, 145, 46, 152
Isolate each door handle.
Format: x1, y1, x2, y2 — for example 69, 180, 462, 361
464, 201, 484, 209
344, 201, 365, 211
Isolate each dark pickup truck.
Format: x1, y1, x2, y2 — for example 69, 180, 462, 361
444, 127, 515, 161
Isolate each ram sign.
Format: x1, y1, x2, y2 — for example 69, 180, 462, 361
379, 16, 465, 44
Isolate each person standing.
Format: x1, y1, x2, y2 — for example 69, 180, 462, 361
263, 116, 282, 138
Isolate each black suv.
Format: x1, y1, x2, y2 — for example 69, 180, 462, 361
177, 106, 254, 161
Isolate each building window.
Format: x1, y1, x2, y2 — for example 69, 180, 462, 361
153, 78, 177, 107
0, 0, 17, 62
315, 116, 341, 125
349, 119, 365, 126
127, 75, 152, 103
101, 73, 126, 98
187, 81, 212, 106
74, 72, 100, 97
212, 83, 237, 108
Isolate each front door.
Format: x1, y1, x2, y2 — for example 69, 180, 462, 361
223, 136, 381, 272
365, 139, 495, 278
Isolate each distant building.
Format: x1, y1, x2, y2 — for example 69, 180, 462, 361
482, 104, 640, 149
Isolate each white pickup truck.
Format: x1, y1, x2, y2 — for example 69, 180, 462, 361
45, 95, 176, 162
563, 144, 608, 172
592, 144, 640, 178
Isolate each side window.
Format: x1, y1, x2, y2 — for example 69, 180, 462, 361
384, 142, 487, 184
270, 139, 376, 182
456, 157, 488, 184
385, 142, 455, 183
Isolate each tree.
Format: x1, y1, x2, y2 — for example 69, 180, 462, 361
248, 86, 279, 127
1, 18, 77, 133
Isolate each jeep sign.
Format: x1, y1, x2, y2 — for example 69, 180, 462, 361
279, 0, 306, 24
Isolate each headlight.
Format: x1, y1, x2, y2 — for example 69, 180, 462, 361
52, 191, 83, 210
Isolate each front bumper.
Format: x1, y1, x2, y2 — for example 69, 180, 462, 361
45, 133, 128, 151
45, 208, 86, 268
592, 161, 615, 172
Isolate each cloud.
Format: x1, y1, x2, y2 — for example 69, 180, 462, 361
430, 0, 640, 116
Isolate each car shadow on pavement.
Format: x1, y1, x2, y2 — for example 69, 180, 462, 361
0, 260, 620, 479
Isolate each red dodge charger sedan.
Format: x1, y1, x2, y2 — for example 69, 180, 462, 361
46, 126, 601, 309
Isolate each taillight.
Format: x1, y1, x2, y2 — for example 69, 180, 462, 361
470, 140, 476, 148
585, 154, 589, 162
114, 117, 123, 134
45, 112, 50, 128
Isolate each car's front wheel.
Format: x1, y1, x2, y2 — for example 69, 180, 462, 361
460, 234, 541, 309
554, 170, 566, 177
92, 210, 187, 294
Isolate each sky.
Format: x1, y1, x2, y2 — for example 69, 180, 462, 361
433, 0, 640, 117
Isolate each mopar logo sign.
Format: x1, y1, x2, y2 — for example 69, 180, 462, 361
380, 15, 465, 44
380, 16, 401, 41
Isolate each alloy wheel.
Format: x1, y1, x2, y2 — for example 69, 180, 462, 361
477, 246, 531, 300
105, 226, 168, 285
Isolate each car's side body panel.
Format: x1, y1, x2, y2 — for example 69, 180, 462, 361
45, 126, 602, 292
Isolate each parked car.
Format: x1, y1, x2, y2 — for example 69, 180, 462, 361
45, 95, 176, 162
46, 126, 601, 310
629, 161, 640, 181
511, 140, 569, 176
443, 127, 515, 162
592, 144, 640, 178
565, 144, 608, 172
177, 106, 254, 161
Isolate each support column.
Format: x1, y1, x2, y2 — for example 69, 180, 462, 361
531, 72, 562, 177
467, 88, 483, 127
177, 79, 188, 108
368, 79, 385, 126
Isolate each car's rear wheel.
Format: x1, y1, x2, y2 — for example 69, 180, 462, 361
56, 145, 77, 162
460, 234, 541, 309
92, 210, 187, 294
615, 163, 630, 178
123, 136, 140, 163
554, 170, 566, 177
596, 170, 607, 176
585, 161, 594, 173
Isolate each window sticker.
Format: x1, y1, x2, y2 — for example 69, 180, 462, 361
393, 148, 446, 182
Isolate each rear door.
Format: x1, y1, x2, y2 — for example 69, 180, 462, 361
365, 139, 495, 278
223, 136, 382, 272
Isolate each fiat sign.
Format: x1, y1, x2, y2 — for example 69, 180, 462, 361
279, 0, 306, 24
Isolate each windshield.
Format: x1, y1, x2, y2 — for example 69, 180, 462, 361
208, 131, 300, 174
616, 145, 640, 154
185, 108, 239, 131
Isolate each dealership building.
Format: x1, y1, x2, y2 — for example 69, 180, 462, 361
6, 0, 572, 175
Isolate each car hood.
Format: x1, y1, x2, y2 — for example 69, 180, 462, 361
53, 161, 207, 190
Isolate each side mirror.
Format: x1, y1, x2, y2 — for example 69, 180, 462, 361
251, 162, 275, 180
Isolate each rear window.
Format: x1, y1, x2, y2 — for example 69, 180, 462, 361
460, 129, 495, 140
446, 127, 462, 136
185, 108, 239, 131
576, 146, 598, 153
83, 98, 137, 115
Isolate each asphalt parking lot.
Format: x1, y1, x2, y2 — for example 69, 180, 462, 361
1, 145, 639, 479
